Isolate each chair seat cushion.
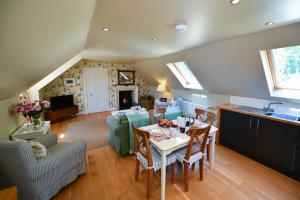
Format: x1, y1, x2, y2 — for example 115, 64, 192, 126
136, 146, 176, 171
176, 144, 204, 165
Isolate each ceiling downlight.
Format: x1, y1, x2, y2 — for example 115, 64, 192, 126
230, 0, 242, 5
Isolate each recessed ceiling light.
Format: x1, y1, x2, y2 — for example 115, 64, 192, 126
175, 24, 188, 33
152, 38, 158, 42
102, 27, 109, 31
230, 0, 241, 5
265, 21, 276, 26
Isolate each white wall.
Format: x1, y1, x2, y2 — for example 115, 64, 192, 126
150, 85, 300, 117
149, 86, 230, 108
0, 96, 22, 140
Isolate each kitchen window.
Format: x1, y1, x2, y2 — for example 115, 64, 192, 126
261, 45, 300, 99
166, 61, 203, 90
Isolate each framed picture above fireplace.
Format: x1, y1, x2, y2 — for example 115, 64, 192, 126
118, 70, 135, 85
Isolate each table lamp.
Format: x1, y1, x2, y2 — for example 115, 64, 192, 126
156, 84, 167, 101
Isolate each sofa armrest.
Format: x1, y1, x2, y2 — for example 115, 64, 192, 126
114, 117, 129, 138
33, 140, 87, 178
32, 133, 57, 148
114, 118, 130, 155
107, 116, 121, 134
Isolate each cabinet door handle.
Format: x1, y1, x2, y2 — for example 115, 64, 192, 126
249, 117, 252, 129
256, 119, 260, 135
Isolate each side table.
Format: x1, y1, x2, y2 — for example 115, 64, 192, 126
10, 121, 51, 140
0, 186, 17, 200
139, 97, 154, 110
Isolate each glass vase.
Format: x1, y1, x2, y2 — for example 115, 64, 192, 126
32, 116, 41, 128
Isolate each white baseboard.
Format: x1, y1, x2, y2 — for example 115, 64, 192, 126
77, 111, 87, 115
107, 107, 117, 111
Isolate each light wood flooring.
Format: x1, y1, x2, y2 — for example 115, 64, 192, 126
52, 112, 300, 200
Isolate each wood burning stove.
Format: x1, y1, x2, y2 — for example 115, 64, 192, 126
119, 91, 133, 110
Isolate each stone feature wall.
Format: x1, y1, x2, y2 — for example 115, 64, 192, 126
40, 60, 149, 113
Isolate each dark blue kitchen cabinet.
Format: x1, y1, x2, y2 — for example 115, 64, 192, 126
251, 117, 298, 172
219, 109, 300, 181
220, 109, 253, 153
293, 134, 300, 180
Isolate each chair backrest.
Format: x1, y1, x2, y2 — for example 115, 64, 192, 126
148, 108, 166, 125
184, 125, 211, 162
195, 108, 215, 125
132, 124, 153, 168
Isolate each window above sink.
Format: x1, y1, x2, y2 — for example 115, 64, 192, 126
260, 45, 300, 100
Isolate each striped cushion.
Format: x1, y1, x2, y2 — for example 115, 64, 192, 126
136, 146, 177, 171
176, 144, 204, 165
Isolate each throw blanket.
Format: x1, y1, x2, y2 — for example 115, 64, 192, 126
127, 107, 182, 153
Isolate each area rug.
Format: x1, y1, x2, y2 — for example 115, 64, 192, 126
66, 118, 109, 150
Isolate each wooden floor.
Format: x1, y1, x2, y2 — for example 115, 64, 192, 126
53, 112, 300, 200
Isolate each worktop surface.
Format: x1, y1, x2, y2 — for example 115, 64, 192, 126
218, 105, 300, 127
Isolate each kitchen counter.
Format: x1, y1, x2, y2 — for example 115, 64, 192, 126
217, 104, 300, 127
217, 104, 300, 182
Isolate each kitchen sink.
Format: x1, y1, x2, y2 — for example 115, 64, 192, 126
264, 112, 300, 121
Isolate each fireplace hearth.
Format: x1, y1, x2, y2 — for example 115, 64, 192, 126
116, 85, 138, 110
119, 91, 133, 110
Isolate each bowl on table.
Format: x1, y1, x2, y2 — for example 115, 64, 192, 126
150, 128, 163, 137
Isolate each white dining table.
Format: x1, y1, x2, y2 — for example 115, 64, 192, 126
140, 120, 218, 200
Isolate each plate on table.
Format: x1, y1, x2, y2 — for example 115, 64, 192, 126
158, 119, 173, 128
150, 128, 163, 137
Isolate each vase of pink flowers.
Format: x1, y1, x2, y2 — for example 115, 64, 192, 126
12, 100, 50, 128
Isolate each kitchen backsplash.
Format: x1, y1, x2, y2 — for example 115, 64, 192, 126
39, 60, 149, 113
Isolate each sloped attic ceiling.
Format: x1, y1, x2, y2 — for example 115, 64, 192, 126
82, 0, 300, 63
0, 0, 95, 101
133, 23, 300, 100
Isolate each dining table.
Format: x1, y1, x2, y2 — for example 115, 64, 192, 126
140, 119, 218, 200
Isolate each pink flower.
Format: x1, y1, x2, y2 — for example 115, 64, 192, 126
34, 102, 41, 112
24, 104, 33, 113
41, 100, 50, 109
10, 107, 19, 115
17, 106, 25, 113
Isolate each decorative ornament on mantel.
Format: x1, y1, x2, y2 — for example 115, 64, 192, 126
11, 95, 50, 128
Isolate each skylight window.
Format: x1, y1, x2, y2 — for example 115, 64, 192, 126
260, 45, 300, 99
166, 61, 203, 90
269, 45, 300, 90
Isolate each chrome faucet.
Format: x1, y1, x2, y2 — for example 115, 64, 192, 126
263, 101, 283, 113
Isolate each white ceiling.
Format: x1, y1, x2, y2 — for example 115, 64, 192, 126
82, 0, 300, 63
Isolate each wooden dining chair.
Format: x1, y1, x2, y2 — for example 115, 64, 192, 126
148, 108, 166, 125
176, 125, 211, 191
195, 108, 215, 161
132, 124, 176, 199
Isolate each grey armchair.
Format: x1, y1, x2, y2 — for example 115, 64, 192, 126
0, 133, 87, 200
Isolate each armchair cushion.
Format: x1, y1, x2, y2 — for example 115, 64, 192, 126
34, 139, 86, 178
28, 141, 48, 159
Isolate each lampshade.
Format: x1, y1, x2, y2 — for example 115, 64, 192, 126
156, 84, 166, 92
